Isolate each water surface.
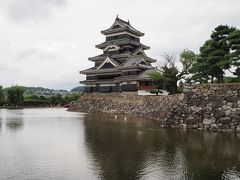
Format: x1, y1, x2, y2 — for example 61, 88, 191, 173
0, 108, 240, 180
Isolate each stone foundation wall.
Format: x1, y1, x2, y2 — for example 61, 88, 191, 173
165, 84, 240, 132
69, 92, 180, 120
69, 84, 240, 132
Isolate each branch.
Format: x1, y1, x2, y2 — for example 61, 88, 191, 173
228, 69, 234, 73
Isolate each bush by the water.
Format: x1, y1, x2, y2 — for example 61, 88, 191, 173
150, 89, 163, 95
23, 93, 82, 106
23, 99, 51, 107
224, 77, 240, 83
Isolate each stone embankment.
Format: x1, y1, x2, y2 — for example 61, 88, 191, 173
165, 84, 240, 132
69, 84, 240, 132
69, 92, 180, 120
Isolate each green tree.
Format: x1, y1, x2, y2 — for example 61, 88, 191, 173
31, 95, 39, 100
180, 49, 198, 77
49, 96, 57, 105
160, 51, 196, 94
24, 94, 40, 100
64, 96, 70, 104
209, 25, 235, 83
0, 86, 5, 105
48, 94, 65, 105
190, 40, 211, 83
7, 85, 25, 106
148, 71, 164, 95
178, 80, 184, 93
56, 94, 64, 105
191, 25, 235, 83
148, 51, 197, 94
161, 63, 179, 94
68, 93, 81, 102
39, 96, 46, 100
233, 68, 240, 78
62, 93, 82, 103
228, 29, 240, 77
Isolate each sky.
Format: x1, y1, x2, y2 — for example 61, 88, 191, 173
0, 0, 239, 90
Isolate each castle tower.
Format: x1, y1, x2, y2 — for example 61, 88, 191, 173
80, 16, 157, 93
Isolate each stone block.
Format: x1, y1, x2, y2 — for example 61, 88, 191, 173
203, 118, 215, 125
225, 110, 231, 116
236, 126, 240, 132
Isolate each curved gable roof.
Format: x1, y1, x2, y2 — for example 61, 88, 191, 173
97, 56, 120, 70
101, 16, 144, 36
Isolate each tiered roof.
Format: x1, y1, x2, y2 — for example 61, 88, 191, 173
81, 55, 153, 75
88, 48, 156, 63
81, 68, 157, 85
95, 39, 150, 50
114, 69, 156, 81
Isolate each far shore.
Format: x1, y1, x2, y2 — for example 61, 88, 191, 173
0, 106, 68, 110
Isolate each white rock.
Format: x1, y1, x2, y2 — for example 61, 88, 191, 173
225, 110, 231, 116
203, 118, 215, 125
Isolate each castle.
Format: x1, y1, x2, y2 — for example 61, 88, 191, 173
80, 16, 157, 93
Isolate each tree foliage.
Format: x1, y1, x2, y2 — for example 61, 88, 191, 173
148, 71, 164, 95
162, 51, 196, 94
0, 86, 4, 105
0, 85, 82, 107
190, 40, 211, 83
190, 25, 238, 83
24, 93, 82, 106
180, 49, 198, 77
148, 50, 197, 94
228, 29, 240, 77
161, 61, 179, 94
7, 85, 25, 106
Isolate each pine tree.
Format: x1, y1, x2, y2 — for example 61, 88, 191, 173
208, 25, 235, 83
190, 25, 235, 83
190, 40, 211, 83
228, 29, 240, 77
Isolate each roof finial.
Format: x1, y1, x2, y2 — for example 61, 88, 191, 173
128, 19, 130, 24
116, 15, 119, 19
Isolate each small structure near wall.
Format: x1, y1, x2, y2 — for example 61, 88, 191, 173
80, 16, 157, 93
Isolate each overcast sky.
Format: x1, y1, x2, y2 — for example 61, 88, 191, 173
0, 0, 239, 90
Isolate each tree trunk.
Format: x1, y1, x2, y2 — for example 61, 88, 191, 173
221, 73, 224, 83
211, 76, 214, 84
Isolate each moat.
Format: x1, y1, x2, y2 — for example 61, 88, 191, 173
0, 108, 240, 180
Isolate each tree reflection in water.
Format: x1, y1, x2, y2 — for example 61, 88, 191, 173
0, 116, 2, 132
5, 110, 24, 131
83, 113, 240, 180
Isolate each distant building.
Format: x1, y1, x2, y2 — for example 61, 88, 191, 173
80, 16, 157, 93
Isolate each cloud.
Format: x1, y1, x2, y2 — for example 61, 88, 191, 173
0, 0, 240, 90
1, 0, 67, 22
0, 61, 18, 72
